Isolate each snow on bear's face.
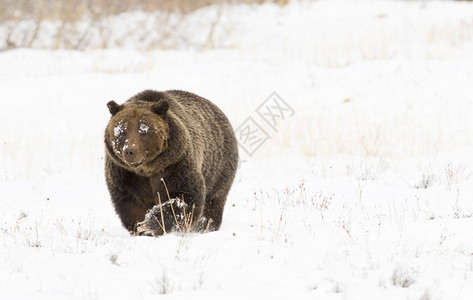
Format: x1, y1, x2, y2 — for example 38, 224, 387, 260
106, 100, 170, 168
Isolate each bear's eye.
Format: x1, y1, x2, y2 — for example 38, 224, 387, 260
139, 123, 150, 136
113, 121, 128, 139
118, 131, 127, 139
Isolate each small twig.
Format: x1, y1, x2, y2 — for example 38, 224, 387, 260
182, 203, 193, 234
161, 178, 182, 232
156, 192, 167, 234
160, 178, 172, 201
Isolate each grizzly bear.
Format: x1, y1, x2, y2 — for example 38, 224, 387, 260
104, 89, 238, 236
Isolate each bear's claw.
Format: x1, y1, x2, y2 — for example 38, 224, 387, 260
134, 221, 155, 237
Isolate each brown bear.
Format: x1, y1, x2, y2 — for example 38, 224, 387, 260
104, 89, 238, 236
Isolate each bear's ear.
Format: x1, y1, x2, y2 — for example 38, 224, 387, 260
152, 100, 169, 115
107, 101, 122, 116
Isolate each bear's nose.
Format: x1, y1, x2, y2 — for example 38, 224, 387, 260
124, 147, 136, 160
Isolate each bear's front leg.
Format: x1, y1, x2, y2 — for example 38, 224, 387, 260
134, 198, 190, 236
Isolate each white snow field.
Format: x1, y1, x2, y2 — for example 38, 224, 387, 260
2, 1, 473, 299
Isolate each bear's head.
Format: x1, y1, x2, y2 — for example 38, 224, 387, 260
105, 100, 170, 170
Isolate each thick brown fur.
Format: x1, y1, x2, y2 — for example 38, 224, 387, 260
104, 90, 238, 236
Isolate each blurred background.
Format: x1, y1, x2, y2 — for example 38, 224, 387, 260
0, 0, 270, 51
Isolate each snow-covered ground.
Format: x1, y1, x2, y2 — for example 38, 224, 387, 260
2, 1, 473, 299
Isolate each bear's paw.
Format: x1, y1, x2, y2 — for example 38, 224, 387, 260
134, 198, 190, 237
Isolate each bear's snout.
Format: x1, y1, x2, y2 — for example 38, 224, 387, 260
122, 143, 144, 165
124, 147, 137, 160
